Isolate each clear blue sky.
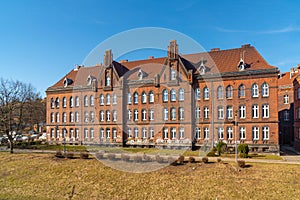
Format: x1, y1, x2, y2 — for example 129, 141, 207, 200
1, 0, 300, 97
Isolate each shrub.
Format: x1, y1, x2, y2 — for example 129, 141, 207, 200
216, 142, 227, 156
238, 144, 249, 158
107, 153, 116, 160
237, 160, 246, 168
66, 152, 74, 159
206, 151, 216, 157
202, 157, 208, 163
95, 152, 104, 159
177, 155, 185, 165
121, 154, 130, 162
217, 158, 222, 163
80, 152, 89, 159
133, 155, 142, 163
189, 157, 196, 163
55, 151, 64, 158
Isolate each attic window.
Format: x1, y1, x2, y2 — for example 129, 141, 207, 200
137, 69, 144, 80
238, 58, 245, 71
63, 78, 72, 87
87, 75, 92, 86
199, 59, 206, 75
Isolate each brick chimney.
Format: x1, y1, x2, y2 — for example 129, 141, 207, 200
210, 48, 220, 52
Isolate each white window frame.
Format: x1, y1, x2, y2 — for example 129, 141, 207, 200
163, 90, 168, 102
179, 88, 184, 101
204, 127, 209, 140
100, 94, 104, 105
112, 93, 117, 105
195, 127, 201, 139
106, 94, 111, 105
179, 107, 184, 120
252, 84, 259, 97
171, 107, 176, 120
149, 91, 154, 103
142, 92, 147, 104
204, 106, 209, 119
100, 110, 104, 122
195, 88, 201, 100
218, 106, 224, 119
84, 96, 88, 107
284, 94, 289, 104
112, 110, 117, 122
134, 109, 138, 121
70, 112, 74, 123
240, 127, 246, 140
217, 86, 223, 99
134, 127, 139, 138
262, 126, 269, 140
171, 89, 176, 102
128, 110, 132, 120
252, 126, 259, 140
218, 127, 224, 139
179, 127, 184, 139
195, 107, 200, 119
63, 97, 67, 108
142, 109, 147, 121
163, 128, 168, 139
227, 106, 233, 119
204, 87, 209, 100
226, 85, 233, 99
239, 105, 246, 119
262, 83, 269, 97
106, 110, 110, 122
75, 96, 80, 107
75, 112, 79, 122
262, 104, 269, 118
128, 93, 132, 104
252, 104, 259, 118
142, 128, 147, 139
134, 92, 138, 104
171, 127, 176, 139
227, 127, 233, 140
163, 108, 168, 120
149, 109, 154, 121
70, 96, 74, 108
90, 95, 94, 106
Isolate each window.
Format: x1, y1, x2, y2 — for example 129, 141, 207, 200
179, 88, 184, 101
238, 84, 245, 98
252, 84, 259, 97
84, 111, 89, 122
90, 111, 95, 122
217, 86, 223, 99
100, 128, 104, 139
262, 126, 269, 140
84, 96, 88, 107
134, 92, 138, 104
106, 110, 110, 121
75, 112, 79, 122
226, 106, 233, 119
163, 128, 168, 139
90, 128, 94, 139
100, 110, 104, 122
51, 98, 55, 108
128, 93, 132, 104
163, 89, 168, 102
75, 96, 80, 107
134, 127, 138, 138
55, 98, 60, 108
134, 109, 138, 121
56, 113, 60, 122
217, 106, 224, 119
149, 91, 154, 103
149, 109, 154, 121
239, 105, 246, 119
84, 128, 88, 139
149, 128, 154, 138
171, 89, 176, 101
106, 128, 110, 139
51, 113, 54, 123
195, 88, 201, 100
298, 88, 300, 100
112, 110, 117, 121
70, 97, 74, 108
252, 126, 259, 140
90, 95, 94, 106
179, 127, 184, 139
56, 129, 60, 139
218, 127, 224, 139
106, 94, 111, 105
62, 97, 67, 108
203, 87, 209, 99
75, 129, 79, 139
226, 85, 233, 99
227, 127, 233, 140
204, 127, 209, 139
100, 94, 104, 105
112, 128, 117, 139
262, 104, 269, 118
204, 106, 209, 119
70, 112, 74, 123
262, 83, 269, 97
50, 128, 54, 138
70, 129, 74, 139
142, 109, 147, 121
284, 110, 289, 121
195, 107, 200, 119
240, 127, 246, 140
127, 128, 132, 138
142, 92, 147, 103
128, 110, 132, 120
284, 95, 289, 104
179, 107, 184, 120
112, 93, 117, 105
62, 128, 66, 138
171, 127, 176, 139
106, 76, 111, 86
171, 69, 176, 80
171, 107, 176, 120
195, 127, 201, 139
163, 108, 168, 120
252, 105, 259, 118
142, 128, 147, 139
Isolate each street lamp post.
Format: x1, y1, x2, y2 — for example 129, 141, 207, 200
234, 113, 238, 163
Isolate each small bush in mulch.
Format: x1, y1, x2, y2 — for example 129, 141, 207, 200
217, 158, 222, 163
66, 152, 74, 159
202, 157, 209, 163
206, 151, 217, 157
95, 152, 104, 159
237, 160, 246, 168
55, 151, 65, 158
189, 156, 196, 163
80, 152, 89, 159
177, 155, 185, 165
121, 154, 130, 162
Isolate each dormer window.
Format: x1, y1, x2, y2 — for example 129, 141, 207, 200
63, 78, 72, 87
171, 69, 176, 80
238, 58, 245, 71
137, 69, 144, 80
106, 76, 111, 86
198, 59, 206, 75
87, 75, 92, 86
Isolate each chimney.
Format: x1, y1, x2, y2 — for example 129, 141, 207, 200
241, 44, 251, 48
120, 60, 128, 64
290, 67, 295, 79
210, 48, 220, 52
148, 56, 154, 59
104, 49, 113, 67
74, 64, 81, 71
168, 40, 178, 59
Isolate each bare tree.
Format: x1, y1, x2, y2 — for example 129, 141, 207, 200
0, 78, 43, 153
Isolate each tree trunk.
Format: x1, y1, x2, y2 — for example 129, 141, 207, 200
10, 140, 14, 154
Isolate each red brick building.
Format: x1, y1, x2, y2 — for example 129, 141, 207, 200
293, 71, 300, 151
46, 41, 280, 152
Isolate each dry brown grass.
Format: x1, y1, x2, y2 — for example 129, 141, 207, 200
0, 152, 300, 200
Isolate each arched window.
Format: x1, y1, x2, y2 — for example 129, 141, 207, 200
284, 94, 289, 104
62, 112, 67, 122
128, 93, 132, 104
171, 69, 176, 80
90, 111, 95, 122
112, 93, 117, 104
106, 76, 111, 86
262, 83, 269, 97
163, 108, 168, 120
134, 92, 138, 104
179, 88, 184, 101
163, 89, 168, 102
142, 92, 147, 103
195, 88, 200, 100
70, 112, 74, 122
179, 107, 184, 120
238, 84, 245, 98
170, 89, 176, 101
203, 87, 209, 99
75, 112, 79, 122
106, 94, 111, 105
100, 94, 104, 105
62, 97, 67, 108
75, 96, 79, 107
252, 83, 259, 97
90, 95, 94, 106
55, 98, 60, 108
149, 91, 154, 103
69, 97, 74, 108
171, 107, 176, 120
298, 88, 300, 100
51, 98, 55, 108
50, 112, 54, 123
217, 86, 223, 99
226, 85, 233, 99
56, 112, 60, 122
84, 95, 88, 107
